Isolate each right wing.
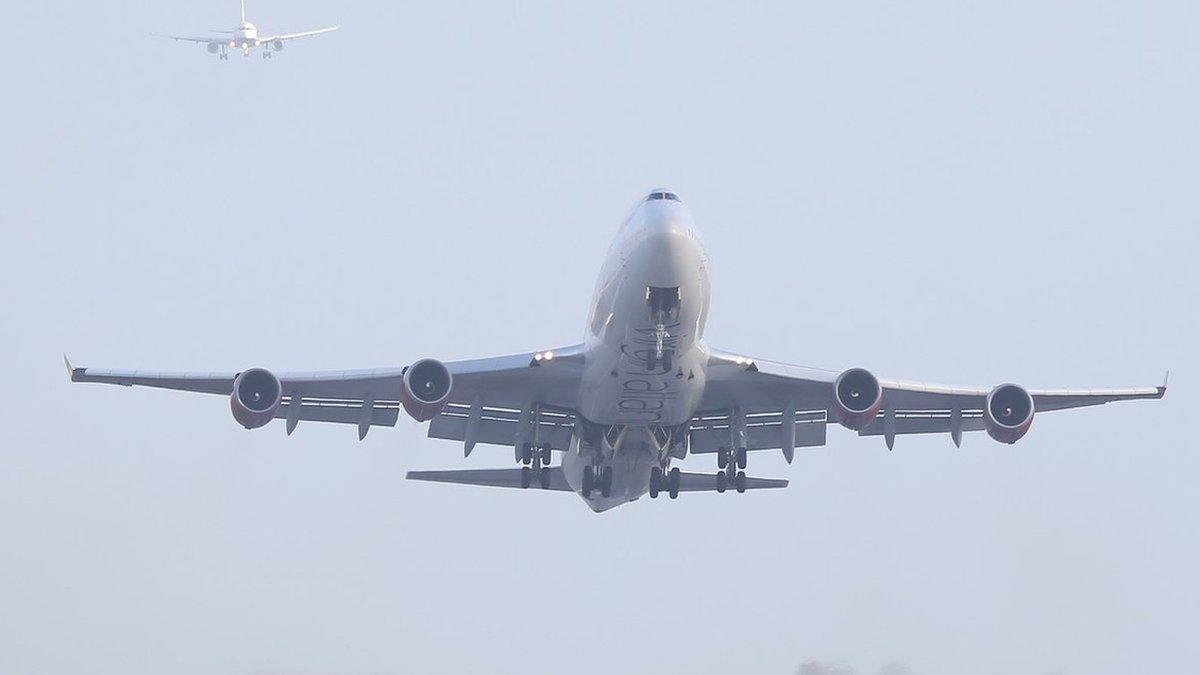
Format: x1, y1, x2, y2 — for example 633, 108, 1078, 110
66, 345, 585, 443
162, 35, 227, 44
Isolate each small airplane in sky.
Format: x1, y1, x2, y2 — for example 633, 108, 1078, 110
67, 189, 1167, 512
163, 0, 337, 59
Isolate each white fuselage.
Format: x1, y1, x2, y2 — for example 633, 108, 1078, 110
561, 193, 712, 511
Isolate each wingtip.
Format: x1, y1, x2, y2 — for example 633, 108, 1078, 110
63, 354, 76, 380
1157, 370, 1170, 397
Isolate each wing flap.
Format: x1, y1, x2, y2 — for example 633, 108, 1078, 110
427, 402, 576, 450
689, 409, 826, 453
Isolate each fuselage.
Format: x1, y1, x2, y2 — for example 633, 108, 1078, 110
562, 190, 712, 511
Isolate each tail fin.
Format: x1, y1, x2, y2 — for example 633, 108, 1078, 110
240, 0, 246, 23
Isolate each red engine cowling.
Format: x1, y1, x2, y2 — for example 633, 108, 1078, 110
833, 367, 884, 430
230, 368, 283, 429
402, 358, 453, 422
984, 383, 1034, 444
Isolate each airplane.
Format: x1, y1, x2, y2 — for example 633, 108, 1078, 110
163, 0, 337, 60
66, 189, 1168, 513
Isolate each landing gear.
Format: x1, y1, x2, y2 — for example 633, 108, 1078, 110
736, 447, 748, 470
521, 466, 533, 489
667, 467, 681, 499
649, 465, 681, 499
716, 447, 747, 470
520, 442, 534, 464
261, 49, 272, 59
540, 444, 552, 465
582, 464, 613, 498
539, 465, 552, 490
735, 470, 747, 493
649, 467, 663, 498
716, 470, 727, 493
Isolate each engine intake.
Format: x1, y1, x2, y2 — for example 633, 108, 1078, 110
984, 383, 1034, 444
402, 358, 453, 421
272, 39, 283, 51
833, 367, 883, 430
230, 368, 282, 429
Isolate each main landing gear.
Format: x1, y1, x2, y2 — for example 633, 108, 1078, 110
715, 446, 748, 494
518, 442, 554, 489
582, 464, 613, 498
648, 466, 681, 499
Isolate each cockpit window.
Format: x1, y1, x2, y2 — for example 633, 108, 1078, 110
646, 192, 680, 202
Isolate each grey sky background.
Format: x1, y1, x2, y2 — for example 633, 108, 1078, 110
3, 2, 1198, 674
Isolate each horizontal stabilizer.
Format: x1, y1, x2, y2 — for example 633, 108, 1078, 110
675, 471, 788, 491
406, 467, 572, 491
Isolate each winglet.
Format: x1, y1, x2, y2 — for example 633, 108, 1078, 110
1157, 370, 1170, 397
64, 354, 78, 381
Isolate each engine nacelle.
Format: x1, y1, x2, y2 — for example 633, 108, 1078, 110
833, 367, 884, 430
272, 39, 284, 51
402, 358, 453, 422
207, 42, 220, 53
984, 383, 1034, 444
230, 368, 282, 429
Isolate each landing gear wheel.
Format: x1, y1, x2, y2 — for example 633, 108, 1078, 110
668, 467, 681, 499
717, 448, 729, 469
520, 466, 532, 489
539, 466, 552, 490
582, 465, 595, 497
540, 444, 552, 465
735, 471, 747, 494
716, 470, 728, 493
649, 467, 663, 498
601, 466, 614, 498
520, 443, 534, 465
736, 447, 748, 470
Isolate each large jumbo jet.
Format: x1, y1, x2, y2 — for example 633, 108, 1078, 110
67, 190, 1167, 512
164, 0, 337, 59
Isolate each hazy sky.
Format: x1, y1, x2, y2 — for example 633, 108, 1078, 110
3, 2, 1198, 674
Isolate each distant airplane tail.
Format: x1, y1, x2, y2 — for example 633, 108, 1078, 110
240, 0, 246, 23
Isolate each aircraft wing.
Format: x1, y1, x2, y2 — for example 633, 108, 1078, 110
258, 26, 339, 42
66, 345, 585, 441
694, 348, 1167, 457
162, 35, 228, 44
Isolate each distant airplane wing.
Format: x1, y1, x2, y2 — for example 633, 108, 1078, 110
66, 344, 585, 441
162, 35, 227, 44
258, 26, 339, 42
695, 348, 1167, 457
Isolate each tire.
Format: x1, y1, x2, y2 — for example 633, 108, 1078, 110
582, 465, 594, 496
539, 466, 552, 490
735, 471, 747, 494
715, 470, 727, 494
649, 467, 663, 498
540, 445, 552, 465
717, 448, 729, 469
668, 467, 681, 499
521, 467, 532, 489
736, 448, 748, 470
601, 466, 613, 498
521, 443, 533, 464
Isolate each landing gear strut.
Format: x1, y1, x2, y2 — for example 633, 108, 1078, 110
716, 446, 748, 494
518, 442, 553, 489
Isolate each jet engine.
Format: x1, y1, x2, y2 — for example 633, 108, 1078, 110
230, 368, 282, 429
984, 383, 1035, 444
402, 358, 453, 421
833, 367, 883, 430
272, 39, 284, 51
207, 42, 220, 53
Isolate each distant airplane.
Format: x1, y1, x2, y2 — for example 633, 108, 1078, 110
67, 189, 1168, 512
164, 0, 337, 59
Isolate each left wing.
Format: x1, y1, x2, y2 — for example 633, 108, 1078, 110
66, 345, 584, 441
258, 26, 339, 42
694, 348, 1167, 458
